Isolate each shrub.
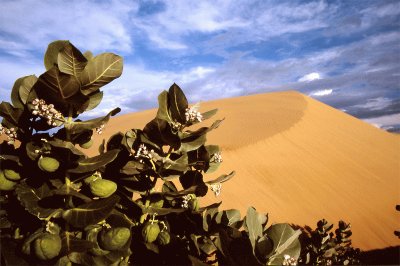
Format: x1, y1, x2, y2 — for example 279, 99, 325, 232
0, 40, 361, 265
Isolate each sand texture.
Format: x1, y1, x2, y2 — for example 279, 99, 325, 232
3, 91, 399, 250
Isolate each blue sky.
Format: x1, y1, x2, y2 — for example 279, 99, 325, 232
0, 0, 399, 130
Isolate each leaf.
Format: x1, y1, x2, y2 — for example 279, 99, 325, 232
120, 160, 144, 175
246, 207, 263, 255
156, 90, 172, 122
65, 107, 120, 135
48, 139, 86, 156
168, 83, 188, 123
201, 108, 218, 120
143, 118, 180, 148
36, 66, 81, 99
80, 53, 123, 95
179, 133, 207, 152
206, 171, 235, 185
0, 101, 23, 127
222, 209, 241, 226
266, 223, 301, 265
44, 40, 70, 70
61, 234, 96, 253
57, 42, 87, 76
11, 75, 37, 108
15, 182, 62, 220
62, 194, 120, 228
163, 153, 189, 172
83, 91, 103, 112
162, 180, 178, 193
68, 149, 119, 173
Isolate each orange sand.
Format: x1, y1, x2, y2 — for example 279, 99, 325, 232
3, 91, 399, 250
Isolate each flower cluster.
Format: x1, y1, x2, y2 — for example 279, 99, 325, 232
185, 105, 203, 123
282, 255, 297, 266
31, 99, 64, 126
135, 144, 155, 162
210, 183, 222, 196
181, 194, 194, 209
0, 124, 17, 145
211, 152, 223, 163
95, 123, 105, 135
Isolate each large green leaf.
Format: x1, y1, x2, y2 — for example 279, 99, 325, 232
156, 91, 173, 122
179, 133, 207, 152
44, 40, 70, 70
82, 91, 103, 112
168, 83, 188, 123
246, 207, 263, 255
64, 107, 120, 135
80, 53, 123, 95
36, 66, 81, 99
266, 223, 301, 265
57, 42, 87, 76
11, 75, 38, 108
62, 194, 120, 228
68, 149, 119, 173
163, 153, 189, 172
0, 101, 24, 127
15, 182, 62, 220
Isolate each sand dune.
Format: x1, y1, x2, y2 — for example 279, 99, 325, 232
2, 91, 398, 250
93, 91, 399, 250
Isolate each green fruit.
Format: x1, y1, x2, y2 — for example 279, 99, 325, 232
33, 233, 62, 260
157, 231, 170, 245
38, 157, 60, 172
0, 171, 17, 191
84, 174, 101, 185
4, 169, 21, 181
99, 227, 131, 251
79, 139, 93, 149
142, 222, 160, 243
86, 228, 110, 256
188, 197, 199, 212
90, 179, 117, 198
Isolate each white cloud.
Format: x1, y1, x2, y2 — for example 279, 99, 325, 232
363, 113, 400, 128
0, 0, 136, 55
310, 89, 333, 97
298, 72, 321, 82
353, 97, 392, 111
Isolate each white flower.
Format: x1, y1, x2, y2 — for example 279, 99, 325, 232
0, 124, 18, 145
31, 98, 64, 127
181, 194, 194, 208
211, 152, 223, 163
185, 104, 203, 123
96, 124, 105, 135
283, 254, 297, 266
135, 144, 155, 160
210, 183, 222, 196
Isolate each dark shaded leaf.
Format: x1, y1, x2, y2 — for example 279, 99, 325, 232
179, 133, 207, 152
143, 118, 180, 148
68, 149, 119, 173
0, 101, 23, 127
162, 180, 178, 193
44, 40, 70, 70
168, 83, 188, 123
121, 160, 144, 175
156, 90, 172, 122
58, 42, 87, 76
62, 194, 120, 228
11, 75, 37, 108
61, 234, 96, 253
164, 153, 189, 172
37, 66, 81, 99
15, 182, 62, 219
82, 90, 103, 112
80, 53, 123, 95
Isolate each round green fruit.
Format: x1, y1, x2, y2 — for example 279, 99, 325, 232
84, 174, 101, 185
79, 139, 93, 149
33, 233, 62, 260
86, 228, 110, 256
4, 169, 21, 181
99, 227, 131, 251
142, 222, 160, 243
0, 171, 17, 191
157, 231, 170, 245
38, 157, 60, 172
90, 179, 117, 198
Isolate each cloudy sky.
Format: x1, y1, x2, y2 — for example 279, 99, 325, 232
0, 0, 399, 130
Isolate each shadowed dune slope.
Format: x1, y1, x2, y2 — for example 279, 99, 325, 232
92, 91, 400, 250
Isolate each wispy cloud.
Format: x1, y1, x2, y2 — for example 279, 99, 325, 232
0, 0, 398, 130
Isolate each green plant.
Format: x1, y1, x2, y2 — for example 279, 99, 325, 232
296, 219, 361, 265
1, 40, 357, 265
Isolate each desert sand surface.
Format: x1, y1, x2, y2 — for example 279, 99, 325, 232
2, 91, 398, 250
88, 90, 399, 251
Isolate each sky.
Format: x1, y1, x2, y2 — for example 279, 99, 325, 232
0, 0, 399, 131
